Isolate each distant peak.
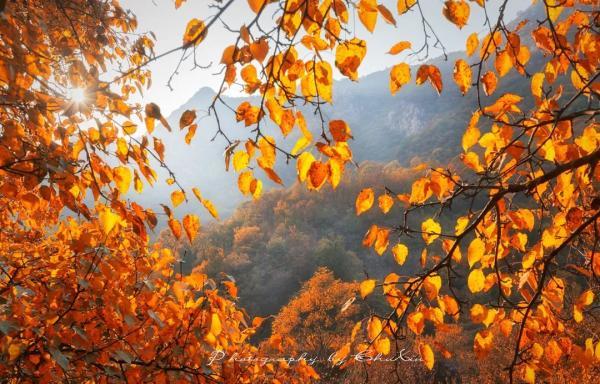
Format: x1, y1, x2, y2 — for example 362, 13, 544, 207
193, 86, 217, 98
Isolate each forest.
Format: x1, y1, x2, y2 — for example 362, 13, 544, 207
0, 0, 599, 383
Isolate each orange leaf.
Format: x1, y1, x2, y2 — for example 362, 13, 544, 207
356, 188, 375, 215
443, 0, 470, 29
182, 214, 200, 242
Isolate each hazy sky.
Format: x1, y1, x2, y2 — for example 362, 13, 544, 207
121, 0, 531, 115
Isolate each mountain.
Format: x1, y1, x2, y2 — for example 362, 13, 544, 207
133, 3, 547, 223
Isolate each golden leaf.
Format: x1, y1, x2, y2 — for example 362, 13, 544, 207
443, 0, 470, 29
390, 63, 411, 95
171, 190, 185, 207
421, 218, 441, 245
182, 214, 200, 242
419, 343, 435, 370
356, 188, 375, 215
387, 41, 411, 55
392, 243, 408, 265
468, 269, 485, 293
360, 279, 376, 299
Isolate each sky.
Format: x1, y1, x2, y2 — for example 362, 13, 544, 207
121, 0, 532, 115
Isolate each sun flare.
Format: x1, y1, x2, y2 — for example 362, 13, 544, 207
67, 87, 87, 104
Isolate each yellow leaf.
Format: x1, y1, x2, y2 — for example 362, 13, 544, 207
202, 199, 219, 220
183, 19, 207, 46
374, 228, 390, 255
182, 214, 200, 242
99, 208, 120, 235
296, 152, 315, 182
481, 71, 497, 96
545, 340, 563, 364
421, 218, 441, 245
419, 343, 435, 370
122, 120, 137, 135
531, 72, 545, 99
443, 0, 470, 29
407, 311, 424, 335
335, 38, 367, 81
171, 190, 185, 207
466, 33, 478, 56
453, 59, 472, 95
577, 290, 594, 307
375, 336, 391, 355
113, 166, 131, 196
360, 279, 376, 299
233, 150, 250, 172
192, 187, 203, 202
210, 313, 222, 336
185, 124, 197, 144
397, 0, 416, 15
367, 316, 382, 340
495, 50, 512, 77
392, 243, 408, 265
523, 364, 535, 384
8, 343, 22, 361
356, 188, 375, 215
238, 171, 254, 195
468, 269, 485, 293
388, 41, 411, 55
467, 238, 485, 268
378, 194, 394, 214
168, 218, 182, 239
358, 0, 378, 33
423, 275, 442, 301
389, 63, 411, 95
328, 159, 344, 190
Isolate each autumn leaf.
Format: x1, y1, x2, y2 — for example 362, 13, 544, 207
247, 0, 266, 13
179, 109, 196, 129
468, 269, 485, 293
419, 343, 435, 370
377, 4, 396, 26
390, 63, 411, 95
392, 243, 408, 265
397, 0, 416, 14
416, 65, 442, 94
99, 208, 120, 235
329, 120, 353, 142
182, 214, 200, 242
443, 0, 470, 29
335, 38, 367, 81
467, 238, 484, 268
453, 59, 472, 95
358, 0, 378, 33
183, 19, 207, 46
171, 190, 185, 207
378, 194, 394, 214
307, 161, 329, 190
367, 316, 382, 340
466, 33, 478, 56
481, 71, 497, 96
387, 41, 411, 55
113, 166, 131, 195
421, 218, 441, 245
356, 188, 375, 215
168, 218, 182, 239
360, 279, 376, 298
